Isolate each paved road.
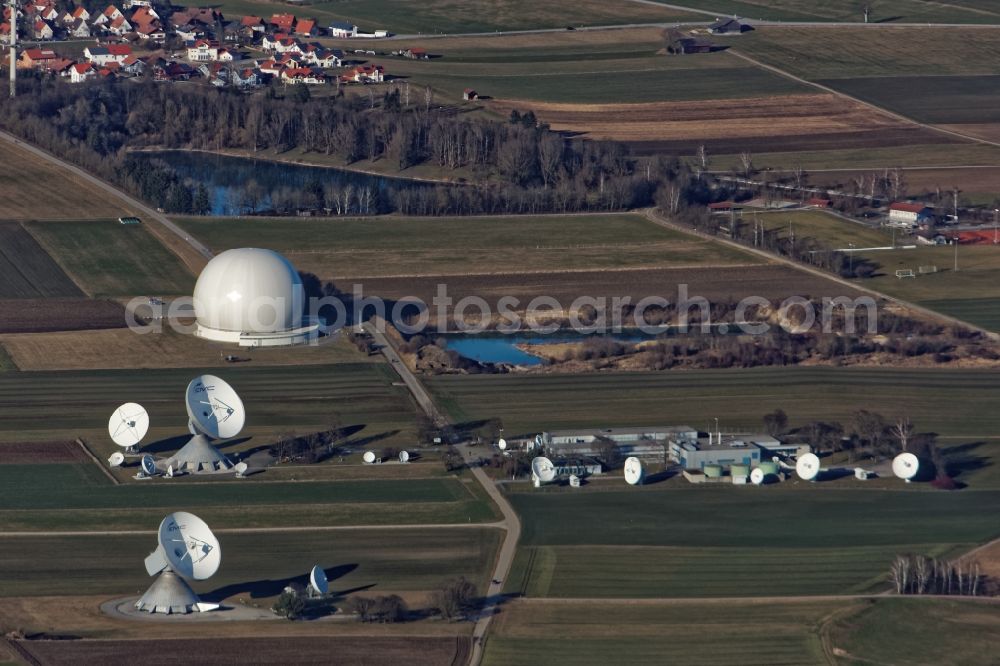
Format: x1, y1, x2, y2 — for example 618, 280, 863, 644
364, 318, 520, 666
0, 130, 214, 262
643, 208, 1000, 341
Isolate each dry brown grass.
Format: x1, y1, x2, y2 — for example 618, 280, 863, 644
496, 93, 908, 143
0, 141, 136, 220
0, 327, 371, 371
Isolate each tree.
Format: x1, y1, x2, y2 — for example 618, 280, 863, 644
272, 590, 306, 620
431, 577, 479, 621
762, 409, 788, 436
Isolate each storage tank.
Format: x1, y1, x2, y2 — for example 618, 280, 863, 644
730, 464, 750, 478
704, 464, 722, 478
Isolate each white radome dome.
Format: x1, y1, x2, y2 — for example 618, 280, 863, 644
193, 248, 306, 343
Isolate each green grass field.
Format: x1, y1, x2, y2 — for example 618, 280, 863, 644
0, 222, 83, 298
0, 527, 501, 598
0, 462, 497, 530
484, 598, 854, 666
654, 0, 1000, 23
502, 486, 1000, 598
428, 367, 1000, 438
0, 362, 418, 445
174, 213, 758, 279
828, 598, 1000, 665
214, 0, 701, 33
26, 220, 195, 297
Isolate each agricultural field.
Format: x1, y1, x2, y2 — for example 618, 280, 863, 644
827, 598, 1000, 665
174, 213, 757, 279
503, 485, 1000, 598
483, 598, 854, 666
427, 367, 1000, 438
0, 140, 135, 220
0, 362, 419, 447
0, 223, 83, 299
0, 326, 371, 371
215, 0, 702, 34
0, 527, 501, 598
652, 0, 1000, 23
20, 637, 469, 666
26, 220, 196, 298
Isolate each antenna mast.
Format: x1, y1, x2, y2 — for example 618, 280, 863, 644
8, 0, 16, 97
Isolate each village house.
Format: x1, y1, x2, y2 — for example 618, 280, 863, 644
70, 61, 95, 82
328, 20, 356, 38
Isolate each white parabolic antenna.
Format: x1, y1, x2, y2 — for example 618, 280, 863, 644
498, 438, 507, 451
108, 451, 125, 467
796, 453, 820, 481
623, 456, 644, 486
399, 450, 409, 463
141, 454, 157, 476
157, 511, 221, 580
310, 565, 329, 595
750, 467, 765, 485
531, 456, 556, 484
108, 402, 149, 448
892, 452, 920, 481
185, 374, 245, 439
363, 450, 376, 464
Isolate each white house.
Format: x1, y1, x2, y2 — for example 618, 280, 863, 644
328, 20, 357, 38
888, 202, 934, 227
70, 62, 96, 82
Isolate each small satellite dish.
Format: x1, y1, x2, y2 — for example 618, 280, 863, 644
892, 452, 920, 481
157, 511, 221, 580
399, 450, 409, 463
498, 438, 507, 451
108, 402, 149, 448
309, 565, 329, 596
363, 450, 376, 464
530, 456, 556, 485
185, 374, 246, 440
141, 454, 157, 476
569, 474, 581, 488
235, 461, 248, 477
623, 456, 644, 486
108, 451, 125, 467
796, 453, 820, 481
750, 467, 765, 485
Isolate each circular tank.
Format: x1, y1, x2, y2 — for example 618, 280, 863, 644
730, 464, 750, 477
704, 464, 722, 478
759, 462, 780, 476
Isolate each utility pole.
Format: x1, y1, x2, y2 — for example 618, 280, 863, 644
9, 0, 17, 97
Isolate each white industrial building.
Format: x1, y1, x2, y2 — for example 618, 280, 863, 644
192, 248, 320, 347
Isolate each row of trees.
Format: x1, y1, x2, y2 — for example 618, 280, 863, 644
889, 554, 987, 596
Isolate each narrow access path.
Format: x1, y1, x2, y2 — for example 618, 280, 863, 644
365, 318, 521, 666
0, 130, 214, 268
643, 208, 1000, 341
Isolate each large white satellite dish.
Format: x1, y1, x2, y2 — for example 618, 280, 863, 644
892, 452, 920, 482
309, 565, 329, 596
795, 453, 820, 481
141, 454, 157, 476
108, 402, 149, 448
137, 511, 221, 615
531, 456, 556, 485
498, 438, 507, 451
750, 467, 765, 485
363, 450, 376, 464
185, 374, 245, 439
108, 451, 125, 467
399, 450, 410, 463
157, 511, 221, 580
623, 456, 644, 486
